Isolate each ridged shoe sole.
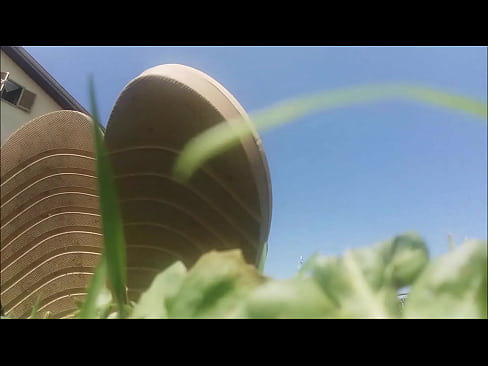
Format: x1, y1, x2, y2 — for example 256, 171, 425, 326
1, 111, 103, 318
105, 64, 272, 301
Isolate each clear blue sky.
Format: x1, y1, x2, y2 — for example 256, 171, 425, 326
24, 46, 487, 278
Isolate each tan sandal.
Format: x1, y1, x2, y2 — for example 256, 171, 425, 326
104, 64, 272, 301
1, 110, 103, 318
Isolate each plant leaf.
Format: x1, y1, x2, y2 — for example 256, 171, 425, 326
168, 250, 265, 318
403, 240, 487, 319
384, 232, 429, 288
309, 233, 428, 318
89, 76, 128, 317
240, 277, 337, 319
173, 84, 487, 181
131, 261, 187, 319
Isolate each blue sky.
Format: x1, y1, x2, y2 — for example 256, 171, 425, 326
24, 46, 487, 278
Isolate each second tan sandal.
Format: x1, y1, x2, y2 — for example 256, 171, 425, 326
105, 64, 272, 301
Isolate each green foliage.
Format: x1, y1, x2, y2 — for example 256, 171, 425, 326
403, 239, 487, 319
167, 250, 265, 318
130, 261, 187, 319
238, 277, 336, 319
72, 234, 486, 319
306, 233, 430, 318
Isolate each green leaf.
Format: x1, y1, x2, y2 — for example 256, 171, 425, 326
131, 261, 187, 319
310, 256, 348, 304
383, 233, 429, 288
309, 233, 427, 318
173, 84, 487, 181
89, 76, 128, 317
241, 277, 337, 319
312, 253, 393, 318
403, 240, 487, 319
168, 250, 265, 318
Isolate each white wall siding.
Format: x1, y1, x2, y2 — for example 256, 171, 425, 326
1, 51, 62, 144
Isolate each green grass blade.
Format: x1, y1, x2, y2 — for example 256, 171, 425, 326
399, 86, 486, 118
89, 76, 128, 317
27, 295, 41, 319
78, 254, 108, 319
173, 84, 487, 181
257, 242, 268, 273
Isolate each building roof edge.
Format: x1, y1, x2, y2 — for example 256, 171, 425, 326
2, 46, 89, 115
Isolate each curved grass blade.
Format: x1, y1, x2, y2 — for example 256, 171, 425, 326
173, 84, 487, 182
89, 76, 128, 317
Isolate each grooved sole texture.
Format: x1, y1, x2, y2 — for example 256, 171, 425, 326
105, 64, 272, 301
1, 111, 103, 319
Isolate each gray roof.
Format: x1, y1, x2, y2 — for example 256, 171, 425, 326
1, 46, 88, 114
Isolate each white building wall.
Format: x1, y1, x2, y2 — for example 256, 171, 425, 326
1, 50, 63, 144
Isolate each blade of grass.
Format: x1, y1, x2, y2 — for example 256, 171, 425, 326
27, 295, 41, 319
257, 241, 268, 273
89, 76, 128, 317
173, 83, 487, 182
78, 254, 108, 318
